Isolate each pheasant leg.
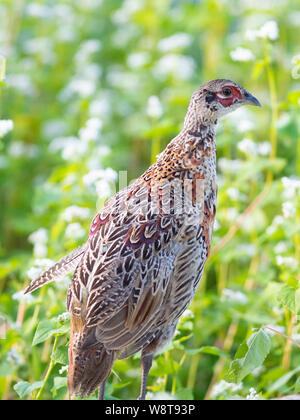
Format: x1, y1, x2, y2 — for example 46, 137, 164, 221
137, 353, 153, 400
98, 378, 107, 400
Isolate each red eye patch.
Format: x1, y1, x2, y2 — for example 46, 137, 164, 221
216, 86, 242, 107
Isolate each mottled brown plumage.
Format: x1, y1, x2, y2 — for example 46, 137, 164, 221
25, 79, 260, 399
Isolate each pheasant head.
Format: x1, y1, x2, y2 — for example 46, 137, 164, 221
184, 79, 261, 129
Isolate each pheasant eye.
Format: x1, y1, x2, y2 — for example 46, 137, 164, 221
222, 87, 232, 97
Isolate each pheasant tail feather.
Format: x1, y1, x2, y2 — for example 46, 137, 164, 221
24, 245, 86, 294
68, 323, 116, 398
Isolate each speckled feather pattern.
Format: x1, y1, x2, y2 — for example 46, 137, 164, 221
67, 82, 224, 398
25, 79, 260, 399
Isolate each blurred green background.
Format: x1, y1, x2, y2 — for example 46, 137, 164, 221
0, 0, 300, 400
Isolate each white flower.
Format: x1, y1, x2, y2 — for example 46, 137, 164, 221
181, 309, 194, 319
49, 136, 88, 161
86, 146, 112, 170
230, 47, 255, 62
282, 201, 296, 219
5, 74, 35, 95
276, 255, 298, 270
226, 187, 244, 201
237, 119, 254, 133
42, 119, 68, 139
289, 10, 300, 26
95, 179, 112, 199
28, 228, 48, 245
238, 138, 257, 155
0, 120, 13, 137
245, 29, 259, 42
27, 266, 43, 281
59, 365, 69, 374
83, 168, 117, 186
259, 20, 279, 40
59, 78, 96, 100
258, 141, 271, 156
222, 289, 248, 305
65, 223, 86, 239
239, 244, 256, 256
26, 3, 52, 18
6, 348, 22, 365
157, 33, 192, 52
77, 0, 103, 10
79, 63, 102, 82
33, 243, 48, 258
34, 258, 55, 269
218, 158, 243, 174
23, 38, 56, 64
89, 96, 111, 118
112, 0, 144, 24
211, 380, 242, 398
225, 207, 239, 222
146, 96, 163, 119
246, 20, 279, 41
291, 334, 300, 343
154, 54, 195, 80
8, 141, 38, 158
214, 219, 220, 231
274, 241, 288, 254
79, 118, 102, 142
127, 52, 150, 69
281, 177, 300, 199
56, 25, 76, 42
12, 290, 35, 304
246, 388, 260, 400
225, 107, 254, 133
62, 205, 90, 222
107, 68, 140, 91
57, 312, 70, 323
75, 39, 101, 65
266, 215, 284, 235
277, 113, 291, 129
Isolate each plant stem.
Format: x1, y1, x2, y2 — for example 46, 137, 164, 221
282, 312, 295, 371
204, 321, 238, 400
265, 43, 278, 186
35, 335, 58, 400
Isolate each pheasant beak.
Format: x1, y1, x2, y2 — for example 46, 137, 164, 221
242, 90, 261, 107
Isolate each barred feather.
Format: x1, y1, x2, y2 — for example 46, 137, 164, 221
24, 245, 86, 294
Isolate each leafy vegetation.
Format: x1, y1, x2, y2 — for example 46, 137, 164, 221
0, 0, 300, 400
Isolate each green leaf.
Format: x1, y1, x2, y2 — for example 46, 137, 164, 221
277, 285, 296, 313
225, 329, 271, 383
295, 377, 300, 393
0, 361, 16, 376
268, 366, 300, 393
32, 319, 69, 346
185, 346, 229, 358
51, 345, 68, 365
295, 288, 300, 315
51, 377, 67, 392
150, 356, 180, 376
14, 381, 43, 399
175, 388, 194, 400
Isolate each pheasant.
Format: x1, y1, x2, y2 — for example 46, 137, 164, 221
25, 79, 261, 400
